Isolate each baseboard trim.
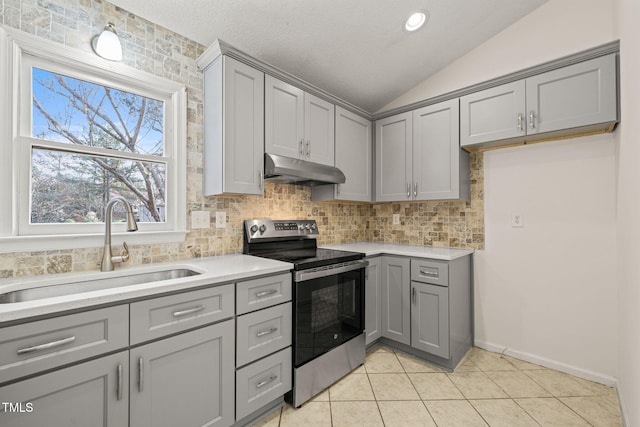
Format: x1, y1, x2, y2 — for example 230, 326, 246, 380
473, 340, 617, 386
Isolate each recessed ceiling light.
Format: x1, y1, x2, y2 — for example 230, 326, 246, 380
405, 11, 427, 32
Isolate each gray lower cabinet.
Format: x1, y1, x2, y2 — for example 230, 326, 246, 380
380, 256, 411, 345
411, 281, 449, 358
0, 351, 129, 427
365, 256, 382, 345
461, 53, 617, 150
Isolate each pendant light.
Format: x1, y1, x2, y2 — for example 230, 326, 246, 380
91, 23, 123, 61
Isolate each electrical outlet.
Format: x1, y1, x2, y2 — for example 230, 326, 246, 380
392, 214, 400, 225
191, 211, 210, 229
215, 211, 226, 228
511, 213, 524, 228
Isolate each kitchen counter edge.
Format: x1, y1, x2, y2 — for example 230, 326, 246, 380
321, 242, 474, 260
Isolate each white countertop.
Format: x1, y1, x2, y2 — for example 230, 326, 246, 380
321, 242, 474, 260
0, 254, 292, 324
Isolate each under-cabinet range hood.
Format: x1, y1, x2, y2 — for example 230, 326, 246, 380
264, 153, 346, 186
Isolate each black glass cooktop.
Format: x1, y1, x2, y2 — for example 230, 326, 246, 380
252, 248, 363, 270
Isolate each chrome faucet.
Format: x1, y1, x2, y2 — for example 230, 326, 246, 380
101, 197, 138, 272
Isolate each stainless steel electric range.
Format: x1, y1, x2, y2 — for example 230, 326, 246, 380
243, 218, 367, 407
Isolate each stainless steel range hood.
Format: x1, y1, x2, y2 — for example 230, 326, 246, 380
264, 153, 346, 186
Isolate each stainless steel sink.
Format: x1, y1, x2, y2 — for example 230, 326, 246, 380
0, 268, 201, 304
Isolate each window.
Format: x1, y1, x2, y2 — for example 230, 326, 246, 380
0, 27, 187, 251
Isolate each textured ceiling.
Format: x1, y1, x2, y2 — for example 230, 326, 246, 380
108, 0, 548, 113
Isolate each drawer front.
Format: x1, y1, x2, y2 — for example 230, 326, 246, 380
411, 258, 449, 286
130, 284, 234, 345
236, 347, 292, 421
236, 273, 292, 315
236, 302, 292, 367
0, 305, 129, 385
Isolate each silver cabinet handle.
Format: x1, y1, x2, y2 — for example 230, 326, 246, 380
255, 289, 278, 298
529, 111, 536, 129
117, 364, 123, 401
407, 183, 411, 198
256, 375, 278, 389
517, 113, 523, 131
138, 357, 144, 392
412, 287, 416, 304
306, 140, 311, 157
258, 170, 263, 190
414, 182, 418, 197
173, 305, 205, 317
299, 139, 304, 156
17, 335, 76, 355
256, 327, 278, 337
420, 269, 439, 277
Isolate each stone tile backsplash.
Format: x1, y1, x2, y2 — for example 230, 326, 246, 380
0, 0, 484, 278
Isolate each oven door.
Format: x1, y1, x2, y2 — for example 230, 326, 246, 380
293, 260, 367, 367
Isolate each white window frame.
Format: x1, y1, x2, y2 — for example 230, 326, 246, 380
0, 26, 187, 252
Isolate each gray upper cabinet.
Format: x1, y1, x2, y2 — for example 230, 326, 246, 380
413, 99, 469, 200
265, 75, 335, 166
312, 106, 372, 202
365, 256, 382, 345
376, 101, 468, 202
202, 55, 265, 195
381, 256, 411, 345
461, 54, 617, 150
129, 320, 235, 427
375, 112, 412, 202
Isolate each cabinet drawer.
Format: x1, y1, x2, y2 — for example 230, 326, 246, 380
411, 258, 449, 286
236, 302, 292, 367
130, 284, 234, 345
0, 305, 129, 384
236, 273, 292, 315
236, 347, 292, 421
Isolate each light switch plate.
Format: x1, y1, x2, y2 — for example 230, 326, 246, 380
191, 211, 210, 229
215, 211, 226, 228
511, 213, 524, 228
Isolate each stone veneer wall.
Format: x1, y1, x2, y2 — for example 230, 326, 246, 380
0, 0, 483, 278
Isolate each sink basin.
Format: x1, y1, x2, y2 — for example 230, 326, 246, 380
0, 268, 201, 304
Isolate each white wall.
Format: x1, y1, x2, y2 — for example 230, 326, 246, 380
614, 0, 640, 423
382, 0, 620, 384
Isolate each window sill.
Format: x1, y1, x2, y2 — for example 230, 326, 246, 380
0, 230, 188, 253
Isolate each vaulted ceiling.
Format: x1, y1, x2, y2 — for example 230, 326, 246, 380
108, 0, 548, 113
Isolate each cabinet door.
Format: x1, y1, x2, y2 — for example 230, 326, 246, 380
411, 282, 449, 359
0, 351, 128, 427
203, 56, 264, 195
460, 80, 525, 146
413, 99, 462, 200
381, 256, 411, 345
304, 93, 335, 166
375, 112, 413, 202
334, 106, 372, 202
265, 75, 304, 159
526, 54, 617, 135
365, 257, 382, 345
130, 320, 234, 427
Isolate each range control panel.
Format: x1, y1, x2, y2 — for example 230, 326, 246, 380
244, 219, 318, 242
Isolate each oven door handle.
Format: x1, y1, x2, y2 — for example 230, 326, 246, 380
295, 260, 369, 282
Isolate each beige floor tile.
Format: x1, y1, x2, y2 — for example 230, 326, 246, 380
470, 399, 538, 427
351, 364, 367, 374
330, 401, 384, 427
377, 400, 436, 427
396, 352, 445, 372
364, 352, 404, 373
367, 344, 394, 354
280, 402, 331, 427
248, 406, 281, 427
515, 397, 591, 426
560, 395, 623, 427
571, 376, 618, 396
409, 373, 464, 400
368, 373, 420, 400
329, 373, 375, 401
504, 355, 547, 370
524, 369, 607, 397
469, 348, 518, 371
454, 356, 481, 372
310, 389, 329, 402
447, 371, 508, 399
486, 370, 552, 398
424, 399, 488, 427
